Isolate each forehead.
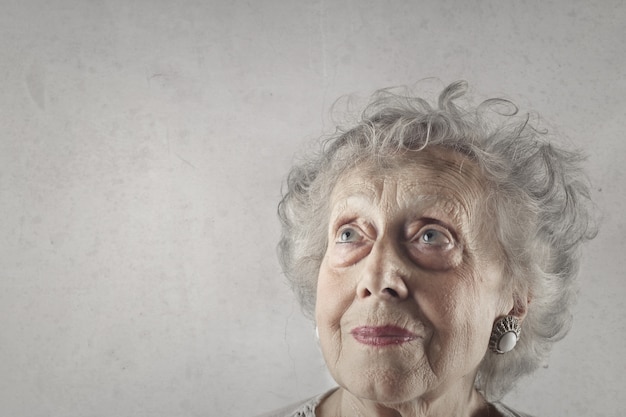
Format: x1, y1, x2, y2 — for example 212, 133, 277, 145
329, 147, 488, 217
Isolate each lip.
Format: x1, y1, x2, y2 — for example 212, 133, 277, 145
350, 325, 419, 346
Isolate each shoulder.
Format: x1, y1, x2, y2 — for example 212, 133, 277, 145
493, 401, 536, 417
255, 389, 337, 417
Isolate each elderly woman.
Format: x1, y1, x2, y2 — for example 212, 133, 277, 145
262, 81, 595, 417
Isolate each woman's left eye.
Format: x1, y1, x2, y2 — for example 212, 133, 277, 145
338, 227, 361, 243
418, 228, 452, 247
407, 225, 460, 270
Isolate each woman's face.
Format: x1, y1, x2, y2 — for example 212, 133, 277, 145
315, 147, 515, 403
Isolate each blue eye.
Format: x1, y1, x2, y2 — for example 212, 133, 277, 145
338, 228, 360, 243
420, 228, 451, 246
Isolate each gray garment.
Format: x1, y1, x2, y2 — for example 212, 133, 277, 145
257, 388, 535, 417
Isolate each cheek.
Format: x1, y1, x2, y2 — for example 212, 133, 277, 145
417, 275, 497, 343
315, 259, 355, 328
315, 261, 358, 367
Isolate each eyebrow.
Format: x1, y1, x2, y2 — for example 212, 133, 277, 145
328, 193, 472, 250
329, 192, 467, 223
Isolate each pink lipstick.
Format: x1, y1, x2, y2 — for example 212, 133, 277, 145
350, 325, 418, 346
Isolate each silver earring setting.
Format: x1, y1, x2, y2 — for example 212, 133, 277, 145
489, 315, 521, 354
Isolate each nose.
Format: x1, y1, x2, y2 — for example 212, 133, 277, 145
356, 239, 409, 301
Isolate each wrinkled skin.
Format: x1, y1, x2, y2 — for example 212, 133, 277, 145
315, 147, 526, 417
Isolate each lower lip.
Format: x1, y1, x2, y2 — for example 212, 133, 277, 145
351, 326, 418, 347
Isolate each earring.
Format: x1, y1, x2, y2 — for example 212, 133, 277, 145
489, 315, 521, 354
315, 326, 319, 340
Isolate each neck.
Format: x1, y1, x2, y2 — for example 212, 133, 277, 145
323, 386, 496, 417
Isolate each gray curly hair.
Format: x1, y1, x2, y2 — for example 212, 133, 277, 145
277, 81, 596, 400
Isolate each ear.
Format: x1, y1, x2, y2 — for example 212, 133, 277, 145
508, 292, 531, 323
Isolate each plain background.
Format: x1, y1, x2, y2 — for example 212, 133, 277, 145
1, 1, 624, 416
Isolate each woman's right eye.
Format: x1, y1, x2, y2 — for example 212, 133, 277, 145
329, 225, 370, 267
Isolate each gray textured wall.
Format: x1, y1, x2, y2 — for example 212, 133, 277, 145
1, 1, 624, 416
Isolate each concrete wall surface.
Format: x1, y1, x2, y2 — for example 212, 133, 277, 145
1, 1, 624, 416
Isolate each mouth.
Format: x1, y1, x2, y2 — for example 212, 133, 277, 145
350, 325, 419, 346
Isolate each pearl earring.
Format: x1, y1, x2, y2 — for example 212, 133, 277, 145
489, 315, 521, 354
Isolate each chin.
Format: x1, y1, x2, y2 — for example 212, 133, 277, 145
339, 367, 428, 404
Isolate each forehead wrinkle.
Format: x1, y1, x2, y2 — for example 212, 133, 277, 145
400, 162, 487, 228
331, 177, 478, 217
330, 188, 472, 239
329, 150, 488, 231
396, 169, 479, 220
329, 183, 379, 221
398, 193, 472, 243
421, 183, 481, 225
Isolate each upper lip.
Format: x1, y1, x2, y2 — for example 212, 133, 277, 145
350, 325, 418, 338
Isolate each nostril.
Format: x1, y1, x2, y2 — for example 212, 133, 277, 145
383, 287, 399, 298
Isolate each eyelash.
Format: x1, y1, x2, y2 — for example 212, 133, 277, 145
330, 222, 459, 271
335, 224, 454, 246
337, 226, 361, 243
416, 227, 453, 247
